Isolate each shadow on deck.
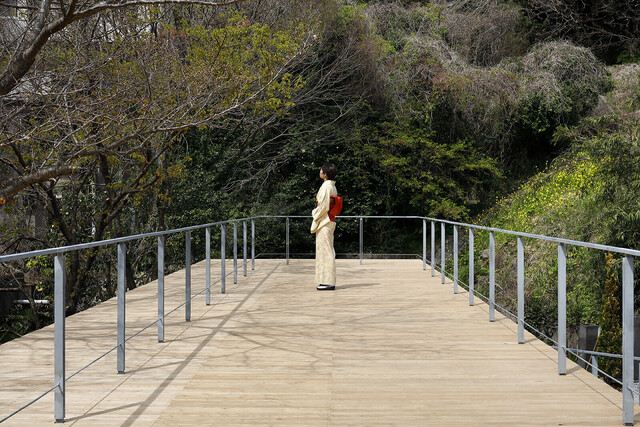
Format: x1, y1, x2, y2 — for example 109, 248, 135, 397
0, 259, 633, 426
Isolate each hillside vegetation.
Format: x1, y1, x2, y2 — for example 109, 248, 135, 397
466, 70, 640, 382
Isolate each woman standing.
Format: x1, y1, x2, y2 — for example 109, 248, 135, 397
310, 163, 338, 291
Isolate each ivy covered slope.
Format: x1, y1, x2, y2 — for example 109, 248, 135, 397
466, 63, 640, 379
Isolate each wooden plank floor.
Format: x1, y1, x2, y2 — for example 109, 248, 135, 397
0, 259, 633, 426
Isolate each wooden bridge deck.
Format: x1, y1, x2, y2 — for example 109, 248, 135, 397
0, 259, 632, 426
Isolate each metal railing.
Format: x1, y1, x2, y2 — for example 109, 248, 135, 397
0, 214, 637, 425
0, 217, 258, 423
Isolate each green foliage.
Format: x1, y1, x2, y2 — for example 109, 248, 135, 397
443, 0, 529, 66
400, 37, 611, 172
1, 0, 627, 350
582, 120, 640, 248
165, 2, 616, 252
367, 2, 445, 52
489, 155, 601, 233
617, 53, 640, 65
183, 11, 306, 114
352, 121, 499, 219
473, 146, 609, 325
0, 306, 33, 344
508, 42, 613, 144
461, 111, 640, 385
598, 253, 622, 382
103, 1, 623, 275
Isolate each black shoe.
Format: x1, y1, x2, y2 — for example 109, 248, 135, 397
316, 284, 335, 291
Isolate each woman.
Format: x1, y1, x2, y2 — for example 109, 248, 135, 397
310, 163, 338, 291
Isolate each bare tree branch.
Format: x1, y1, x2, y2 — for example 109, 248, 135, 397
0, 0, 247, 95
1, 164, 74, 202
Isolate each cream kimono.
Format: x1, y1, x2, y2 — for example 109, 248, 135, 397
310, 180, 337, 285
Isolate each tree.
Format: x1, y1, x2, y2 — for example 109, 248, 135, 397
1, 3, 311, 200
0, 0, 317, 312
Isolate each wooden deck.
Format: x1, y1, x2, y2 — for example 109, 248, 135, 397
0, 259, 633, 426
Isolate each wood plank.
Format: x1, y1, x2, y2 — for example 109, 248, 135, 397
0, 259, 633, 425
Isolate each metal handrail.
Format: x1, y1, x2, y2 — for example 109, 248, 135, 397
0, 216, 257, 263
0, 214, 638, 425
273, 214, 640, 256
4, 214, 640, 263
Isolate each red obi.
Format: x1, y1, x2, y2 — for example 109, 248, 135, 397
316, 195, 343, 222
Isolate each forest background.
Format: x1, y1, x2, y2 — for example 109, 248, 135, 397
1, 0, 640, 383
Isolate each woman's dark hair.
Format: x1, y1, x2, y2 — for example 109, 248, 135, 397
321, 163, 338, 180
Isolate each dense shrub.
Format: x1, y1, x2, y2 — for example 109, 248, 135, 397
411, 39, 612, 163
507, 42, 614, 137
598, 253, 622, 384
519, 0, 640, 64
604, 64, 640, 115
443, 0, 529, 66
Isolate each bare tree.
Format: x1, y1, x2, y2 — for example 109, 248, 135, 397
0, 0, 251, 96
0, 0, 320, 312
0, 1, 314, 200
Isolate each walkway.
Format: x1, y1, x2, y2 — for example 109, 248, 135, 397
0, 259, 631, 425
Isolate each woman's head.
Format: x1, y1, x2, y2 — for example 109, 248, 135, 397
320, 163, 338, 180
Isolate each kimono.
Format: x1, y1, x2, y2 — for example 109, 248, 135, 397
310, 180, 337, 285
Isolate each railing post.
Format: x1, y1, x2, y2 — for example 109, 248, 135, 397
221, 224, 226, 294
592, 356, 598, 377
517, 236, 524, 344
286, 217, 289, 265
441, 223, 445, 284
185, 231, 191, 322
558, 243, 566, 375
622, 255, 634, 426
243, 221, 247, 277
489, 231, 495, 322
54, 253, 66, 423
469, 228, 474, 306
431, 221, 435, 277
359, 217, 363, 265
117, 243, 126, 374
453, 225, 458, 294
251, 219, 255, 270
158, 236, 165, 343
233, 222, 238, 284
206, 227, 211, 306
423, 219, 426, 271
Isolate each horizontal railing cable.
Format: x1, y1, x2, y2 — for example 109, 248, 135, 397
565, 349, 624, 387
72, 267, 238, 378
552, 346, 640, 364
164, 286, 208, 318
417, 216, 640, 257
258, 252, 422, 259
0, 384, 59, 424
268, 215, 640, 256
